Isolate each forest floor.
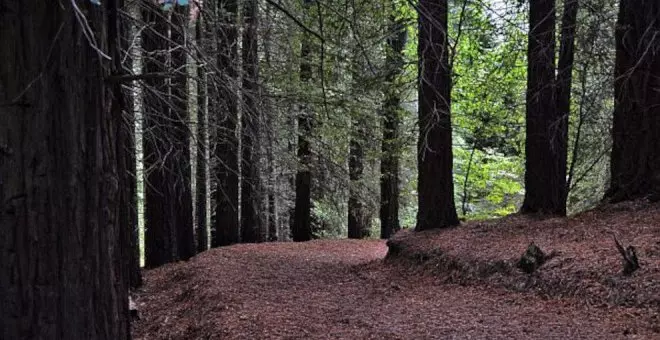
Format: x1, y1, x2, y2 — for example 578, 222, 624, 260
132, 201, 660, 339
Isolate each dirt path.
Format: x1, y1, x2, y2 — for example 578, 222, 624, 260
133, 240, 654, 339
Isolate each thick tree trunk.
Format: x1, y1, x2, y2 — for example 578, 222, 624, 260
521, 0, 567, 216
196, 17, 209, 252
143, 4, 175, 266
0, 1, 130, 338
171, 4, 196, 260
415, 0, 459, 231
380, 15, 405, 239
213, 0, 241, 247
143, 4, 194, 267
348, 118, 370, 239
606, 0, 660, 201
556, 0, 578, 204
241, 0, 263, 243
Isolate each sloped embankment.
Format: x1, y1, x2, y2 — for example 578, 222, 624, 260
385, 200, 660, 310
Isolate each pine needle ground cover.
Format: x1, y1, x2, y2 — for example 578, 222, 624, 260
132, 201, 660, 339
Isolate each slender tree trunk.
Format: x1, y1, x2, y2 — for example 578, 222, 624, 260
348, 117, 370, 238
213, 0, 241, 247
521, 0, 567, 216
607, 0, 660, 201
461, 145, 477, 216
287, 113, 298, 240
241, 0, 263, 243
262, 4, 279, 242
556, 0, 578, 206
293, 0, 315, 242
0, 1, 130, 338
380, 15, 405, 239
120, 0, 142, 288
416, 0, 459, 231
196, 17, 209, 252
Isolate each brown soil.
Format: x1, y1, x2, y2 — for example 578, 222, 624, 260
132, 201, 660, 339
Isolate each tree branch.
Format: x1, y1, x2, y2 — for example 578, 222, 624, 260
264, 0, 324, 43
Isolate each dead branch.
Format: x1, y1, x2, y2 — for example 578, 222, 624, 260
613, 235, 639, 275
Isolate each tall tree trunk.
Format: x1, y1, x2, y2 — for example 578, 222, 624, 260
416, 0, 459, 231
171, 4, 196, 261
143, 4, 194, 267
213, 0, 241, 247
348, 117, 370, 238
0, 1, 130, 338
380, 15, 405, 239
241, 0, 263, 243
555, 0, 578, 204
143, 4, 175, 266
606, 0, 660, 201
196, 16, 209, 252
263, 0, 279, 242
292, 0, 315, 242
120, 0, 142, 289
521, 0, 567, 216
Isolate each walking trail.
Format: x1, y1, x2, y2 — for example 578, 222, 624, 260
132, 239, 653, 339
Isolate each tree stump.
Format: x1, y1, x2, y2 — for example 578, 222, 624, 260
517, 242, 548, 274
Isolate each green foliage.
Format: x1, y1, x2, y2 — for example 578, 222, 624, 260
311, 199, 347, 239
257, 0, 618, 238
450, 0, 527, 219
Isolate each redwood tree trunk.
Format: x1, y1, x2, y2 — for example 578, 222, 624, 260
143, 4, 194, 267
521, 0, 567, 216
0, 1, 130, 338
241, 0, 264, 243
606, 0, 660, 201
292, 0, 315, 242
171, 4, 196, 260
380, 15, 405, 239
213, 0, 241, 247
415, 0, 459, 231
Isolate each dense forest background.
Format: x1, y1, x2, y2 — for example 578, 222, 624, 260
128, 0, 616, 254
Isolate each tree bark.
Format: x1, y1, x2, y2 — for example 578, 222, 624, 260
171, 4, 196, 261
143, 4, 194, 267
0, 1, 130, 338
120, 0, 142, 289
143, 4, 175, 266
380, 15, 405, 239
521, 0, 567, 216
196, 16, 209, 252
241, 0, 264, 243
416, 0, 459, 231
556, 0, 578, 205
292, 0, 315, 242
606, 0, 660, 201
213, 0, 241, 247
120, 20, 142, 288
